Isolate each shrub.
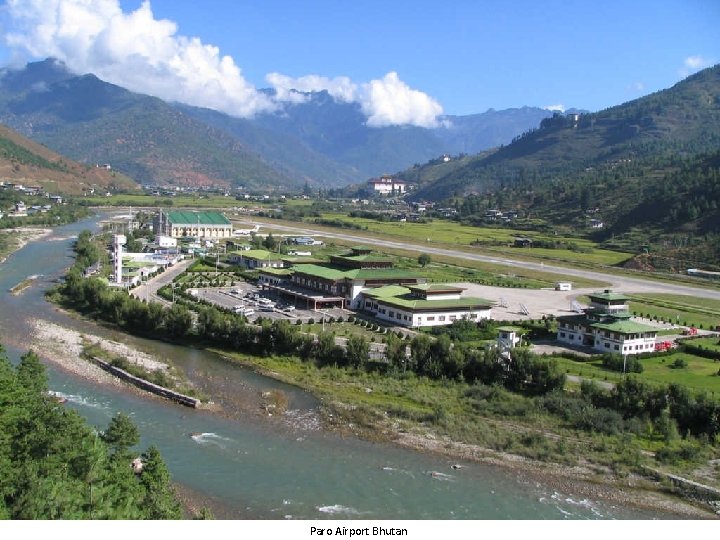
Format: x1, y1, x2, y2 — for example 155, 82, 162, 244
669, 358, 688, 369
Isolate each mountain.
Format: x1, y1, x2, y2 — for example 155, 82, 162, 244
0, 59, 296, 190
0, 59, 556, 189
409, 65, 720, 201
433, 107, 555, 155
0, 122, 137, 194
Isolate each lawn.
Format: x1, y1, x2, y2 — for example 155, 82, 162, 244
546, 352, 720, 395
640, 353, 720, 393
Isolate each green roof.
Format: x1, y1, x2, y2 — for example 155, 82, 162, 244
590, 320, 658, 334
409, 283, 464, 293
291, 264, 421, 282
237, 249, 283, 261
336, 254, 392, 263
166, 210, 231, 226
374, 296, 493, 311
344, 268, 422, 280
259, 268, 294, 276
123, 260, 155, 268
292, 264, 348, 280
362, 285, 493, 311
498, 326, 527, 334
589, 290, 629, 302
363, 285, 412, 298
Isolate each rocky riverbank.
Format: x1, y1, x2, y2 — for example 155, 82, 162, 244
0, 227, 52, 264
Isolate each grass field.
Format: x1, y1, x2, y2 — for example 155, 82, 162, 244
628, 293, 720, 330
548, 352, 720, 394
641, 353, 720, 393
312, 213, 632, 266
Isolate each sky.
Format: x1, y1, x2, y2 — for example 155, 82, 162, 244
0, 0, 718, 127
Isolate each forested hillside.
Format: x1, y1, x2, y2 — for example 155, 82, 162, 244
411, 64, 720, 201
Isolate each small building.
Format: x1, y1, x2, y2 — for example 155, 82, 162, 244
556, 290, 657, 355
155, 235, 177, 248
360, 284, 493, 328
368, 176, 407, 196
497, 326, 524, 349
555, 282, 572, 291
589, 218, 604, 229
514, 237, 533, 248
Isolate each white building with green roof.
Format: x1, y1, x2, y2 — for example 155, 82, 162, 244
156, 210, 232, 239
360, 284, 493, 328
557, 290, 658, 355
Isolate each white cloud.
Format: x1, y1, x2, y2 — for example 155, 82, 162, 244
3, 0, 276, 117
543, 104, 565, 112
360, 72, 444, 128
679, 55, 714, 77
2, 0, 445, 127
267, 70, 445, 128
627, 81, 645, 92
265, 72, 359, 104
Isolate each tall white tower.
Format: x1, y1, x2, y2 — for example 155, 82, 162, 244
113, 234, 127, 284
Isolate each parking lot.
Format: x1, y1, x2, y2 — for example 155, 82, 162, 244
191, 284, 349, 323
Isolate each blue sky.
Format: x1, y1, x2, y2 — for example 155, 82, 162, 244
1, 0, 718, 125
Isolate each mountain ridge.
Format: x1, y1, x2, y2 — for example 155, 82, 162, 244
0, 58, 558, 189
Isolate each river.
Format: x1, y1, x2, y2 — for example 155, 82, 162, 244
0, 214, 672, 519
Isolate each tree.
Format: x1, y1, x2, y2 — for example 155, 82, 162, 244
345, 335, 370, 369
163, 304, 193, 338
417, 253, 432, 267
384, 334, 407, 371
101, 413, 140, 454
138, 446, 182, 519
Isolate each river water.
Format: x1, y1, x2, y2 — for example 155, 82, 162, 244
0, 215, 670, 519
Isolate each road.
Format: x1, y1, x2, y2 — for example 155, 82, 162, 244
131, 258, 194, 306
241, 219, 720, 300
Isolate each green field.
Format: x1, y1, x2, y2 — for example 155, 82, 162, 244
628, 293, 720, 330
311, 213, 632, 266
548, 352, 720, 394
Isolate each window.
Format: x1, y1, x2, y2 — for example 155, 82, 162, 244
449, 315, 457, 321
439, 316, 446, 321
560, 332, 566, 338
604, 343, 610, 348
427, 316, 435, 321
614, 345, 619, 350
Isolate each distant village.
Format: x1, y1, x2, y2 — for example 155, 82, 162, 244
0, 181, 65, 218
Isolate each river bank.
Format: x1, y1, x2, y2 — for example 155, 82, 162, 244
0, 227, 52, 264
215, 351, 719, 519
21, 315, 718, 519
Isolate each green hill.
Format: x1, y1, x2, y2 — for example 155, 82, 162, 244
411, 64, 720, 201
